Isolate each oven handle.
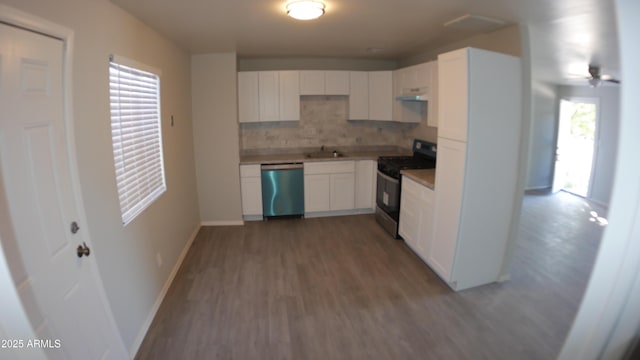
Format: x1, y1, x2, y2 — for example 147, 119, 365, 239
377, 170, 399, 184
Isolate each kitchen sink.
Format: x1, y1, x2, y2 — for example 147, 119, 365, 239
305, 150, 345, 159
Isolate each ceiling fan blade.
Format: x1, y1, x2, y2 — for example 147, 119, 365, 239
604, 78, 621, 84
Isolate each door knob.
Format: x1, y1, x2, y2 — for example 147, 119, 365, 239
77, 242, 90, 258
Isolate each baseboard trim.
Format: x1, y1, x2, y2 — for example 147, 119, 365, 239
201, 220, 244, 226
129, 224, 201, 358
525, 185, 552, 191
304, 208, 375, 218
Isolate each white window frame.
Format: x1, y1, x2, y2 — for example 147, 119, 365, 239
109, 55, 166, 225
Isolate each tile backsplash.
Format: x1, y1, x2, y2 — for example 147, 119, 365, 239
240, 96, 435, 151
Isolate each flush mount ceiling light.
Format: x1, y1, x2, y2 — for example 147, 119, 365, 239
286, 1, 325, 21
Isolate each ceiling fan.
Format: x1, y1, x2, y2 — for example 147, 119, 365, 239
570, 65, 621, 87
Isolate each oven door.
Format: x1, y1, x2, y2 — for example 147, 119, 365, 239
376, 170, 400, 215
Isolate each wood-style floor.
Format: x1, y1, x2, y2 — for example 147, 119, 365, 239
135, 191, 606, 360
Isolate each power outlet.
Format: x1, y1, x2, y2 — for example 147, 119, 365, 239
156, 253, 163, 268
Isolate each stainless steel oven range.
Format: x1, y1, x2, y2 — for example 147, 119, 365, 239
376, 139, 437, 238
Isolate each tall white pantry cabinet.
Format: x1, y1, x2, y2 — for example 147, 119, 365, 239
430, 48, 522, 291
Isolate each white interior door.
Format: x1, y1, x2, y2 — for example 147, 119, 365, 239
0, 23, 127, 359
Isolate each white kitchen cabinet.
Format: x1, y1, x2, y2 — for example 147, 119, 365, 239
304, 174, 331, 212
427, 60, 438, 127
437, 53, 468, 141
325, 71, 350, 95
397, 62, 431, 93
355, 160, 376, 210
429, 139, 465, 280
348, 70, 393, 121
304, 161, 355, 214
258, 71, 280, 122
368, 71, 393, 121
399, 176, 434, 260
393, 61, 436, 123
330, 173, 355, 211
240, 164, 263, 218
299, 71, 325, 95
348, 71, 369, 120
279, 70, 300, 121
300, 70, 349, 95
238, 70, 300, 123
238, 72, 259, 123
430, 47, 522, 291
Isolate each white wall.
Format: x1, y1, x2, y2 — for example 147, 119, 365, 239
557, 85, 620, 206
0, 0, 201, 354
526, 81, 559, 189
192, 53, 244, 224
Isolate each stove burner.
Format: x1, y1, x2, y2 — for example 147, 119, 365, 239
378, 155, 436, 179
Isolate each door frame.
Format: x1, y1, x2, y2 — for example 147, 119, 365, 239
553, 96, 601, 198
0, 4, 127, 355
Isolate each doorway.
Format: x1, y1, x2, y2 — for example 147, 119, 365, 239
552, 97, 599, 197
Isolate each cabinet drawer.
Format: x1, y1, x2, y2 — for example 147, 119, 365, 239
304, 161, 355, 175
240, 164, 261, 177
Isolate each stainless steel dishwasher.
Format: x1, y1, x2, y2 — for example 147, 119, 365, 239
261, 163, 304, 219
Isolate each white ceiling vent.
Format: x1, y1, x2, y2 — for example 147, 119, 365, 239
443, 14, 506, 33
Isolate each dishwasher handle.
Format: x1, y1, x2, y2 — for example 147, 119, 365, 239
261, 163, 304, 171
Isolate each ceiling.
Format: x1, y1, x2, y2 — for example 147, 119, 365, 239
111, 0, 620, 85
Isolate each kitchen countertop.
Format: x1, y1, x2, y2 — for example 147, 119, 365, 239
401, 169, 436, 190
239, 145, 411, 165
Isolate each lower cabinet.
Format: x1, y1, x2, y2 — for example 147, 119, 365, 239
399, 176, 434, 261
240, 164, 263, 218
240, 160, 376, 219
304, 161, 355, 213
355, 160, 376, 210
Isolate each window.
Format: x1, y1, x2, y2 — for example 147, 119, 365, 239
109, 55, 166, 225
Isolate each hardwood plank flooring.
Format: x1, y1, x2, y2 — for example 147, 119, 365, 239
135, 191, 605, 359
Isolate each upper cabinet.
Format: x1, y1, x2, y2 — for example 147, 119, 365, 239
238, 65, 438, 124
238, 70, 300, 123
368, 71, 394, 121
397, 62, 431, 94
437, 52, 468, 141
238, 72, 259, 123
349, 71, 393, 121
300, 70, 349, 95
279, 71, 301, 121
393, 61, 438, 124
348, 71, 369, 120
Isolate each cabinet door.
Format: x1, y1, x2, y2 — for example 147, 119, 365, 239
427, 60, 438, 128
330, 173, 355, 211
430, 138, 466, 281
279, 71, 300, 121
241, 176, 263, 216
259, 71, 280, 122
349, 71, 368, 120
299, 70, 325, 95
304, 174, 331, 212
368, 71, 393, 121
417, 187, 435, 259
438, 49, 468, 141
399, 176, 422, 249
325, 71, 349, 95
355, 160, 376, 209
238, 72, 259, 123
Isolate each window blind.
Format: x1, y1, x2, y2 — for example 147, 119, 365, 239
109, 58, 166, 225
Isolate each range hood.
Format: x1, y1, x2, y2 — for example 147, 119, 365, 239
396, 86, 429, 102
